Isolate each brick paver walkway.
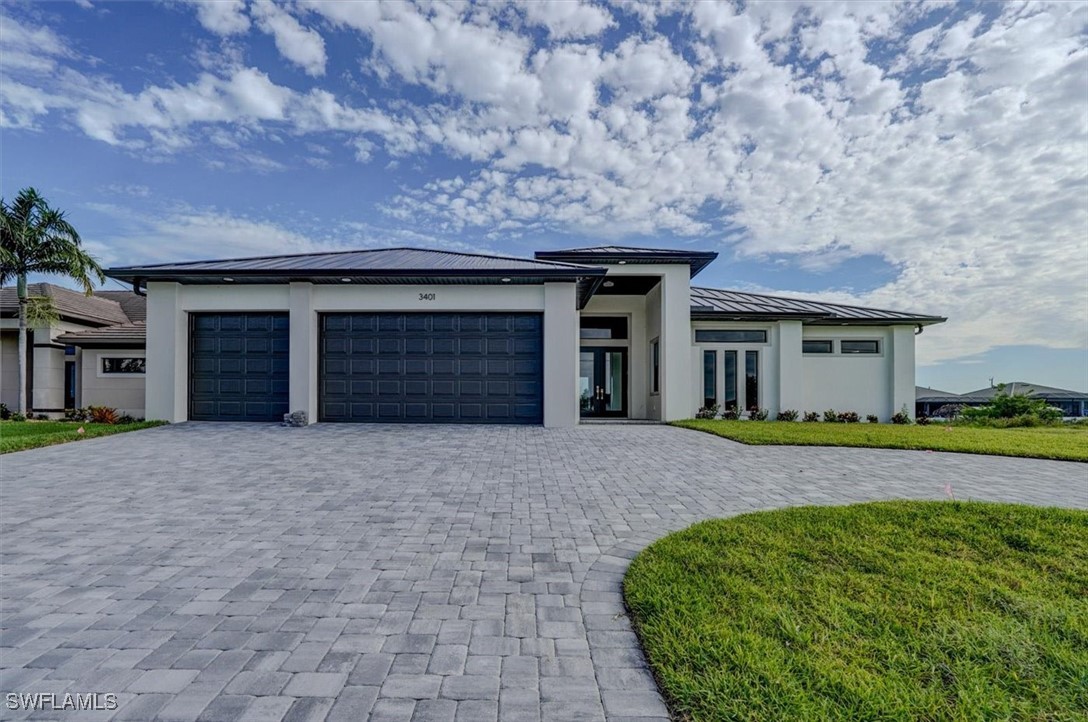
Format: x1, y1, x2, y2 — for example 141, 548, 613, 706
2, 424, 1084, 721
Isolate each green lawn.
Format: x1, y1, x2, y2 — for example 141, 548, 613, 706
624, 502, 1088, 722
0, 420, 166, 454
673, 419, 1088, 462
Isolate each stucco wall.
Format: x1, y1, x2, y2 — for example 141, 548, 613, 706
0, 331, 19, 410
80, 349, 146, 418
800, 326, 913, 420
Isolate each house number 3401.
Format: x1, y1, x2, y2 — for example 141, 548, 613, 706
418, 292, 437, 301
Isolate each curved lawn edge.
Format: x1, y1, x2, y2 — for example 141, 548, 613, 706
623, 501, 1088, 722
671, 418, 1088, 462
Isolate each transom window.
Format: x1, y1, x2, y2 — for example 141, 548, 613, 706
840, 340, 880, 354
102, 357, 145, 374
694, 329, 767, 343
802, 339, 833, 354
581, 316, 628, 340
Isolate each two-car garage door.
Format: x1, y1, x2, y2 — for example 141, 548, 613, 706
319, 313, 543, 423
188, 312, 544, 424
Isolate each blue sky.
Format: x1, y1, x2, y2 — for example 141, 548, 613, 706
2, 0, 1086, 392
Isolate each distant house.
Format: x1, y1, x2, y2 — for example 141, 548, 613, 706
916, 383, 1088, 418
0, 283, 147, 417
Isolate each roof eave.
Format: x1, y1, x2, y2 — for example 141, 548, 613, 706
106, 267, 607, 284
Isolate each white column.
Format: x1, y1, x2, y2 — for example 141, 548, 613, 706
289, 282, 318, 423
145, 282, 187, 422
890, 324, 916, 420
543, 282, 578, 428
659, 266, 692, 421
777, 321, 804, 414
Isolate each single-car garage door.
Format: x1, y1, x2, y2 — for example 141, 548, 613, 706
320, 313, 543, 424
190, 313, 289, 421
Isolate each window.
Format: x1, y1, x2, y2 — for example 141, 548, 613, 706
745, 350, 759, 410
64, 345, 76, 356
723, 351, 737, 410
650, 340, 660, 393
802, 339, 833, 354
695, 329, 767, 343
580, 316, 628, 340
102, 357, 145, 374
703, 350, 716, 407
840, 340, 880, 354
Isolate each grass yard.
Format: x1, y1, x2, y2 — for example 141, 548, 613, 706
0, 420, 166, 454
673, 419, 1088, 462
625, 501, 1088, 722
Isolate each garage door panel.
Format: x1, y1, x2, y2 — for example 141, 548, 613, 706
189, 312, 289, 421
320, 312, 542, 424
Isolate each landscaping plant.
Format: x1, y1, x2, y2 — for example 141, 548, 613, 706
802, 411, 820, 422
776, 409, 799, 422
0, 187, 103, 416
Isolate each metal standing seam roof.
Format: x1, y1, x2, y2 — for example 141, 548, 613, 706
534, 246, 718, 277
54, 322, 146, 346
690, 286, 946, 325
106, 247, 604, 276
0, 283, 138, 326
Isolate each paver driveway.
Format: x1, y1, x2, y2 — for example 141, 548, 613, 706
2, 424, 1084, 721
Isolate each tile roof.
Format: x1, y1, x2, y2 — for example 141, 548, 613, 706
0, 283, 142, 326
962, 382, 1088, 400
690, 286, 946, 325
54, 322, 146, 346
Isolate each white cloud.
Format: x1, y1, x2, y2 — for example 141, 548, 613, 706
252, 1, 327, 76
4, 2, 1087, 366
521, 0, 615, 39
189, 0, 250, 36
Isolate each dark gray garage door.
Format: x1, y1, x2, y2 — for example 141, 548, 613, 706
320, 313, 543, 424
190, 313, 289, 421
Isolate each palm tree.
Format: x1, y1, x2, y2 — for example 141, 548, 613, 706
0, 188, 104, 415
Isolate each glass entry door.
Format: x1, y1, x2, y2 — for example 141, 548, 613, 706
579, 347, 627, 417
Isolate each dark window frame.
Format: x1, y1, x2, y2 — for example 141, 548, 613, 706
723, 350, 737, 411
650, 339, 660, 394
101, 357, 146, 374
579, 316, 629, 340
802, 339, 834, 354
745, 350, 759, 411
840, 339, 881, 355
695, 329, 768, 344
702, 350, 716, 408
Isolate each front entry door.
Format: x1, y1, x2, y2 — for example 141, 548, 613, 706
579, 347, 627, 417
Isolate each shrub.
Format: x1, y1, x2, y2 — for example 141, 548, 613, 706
916, 414, 930, 426
837, 411, 860, 423
823, 409, 839, 423
961, 386, 1062, 424
9, 412, 27, 422
721, 407, 740, 420
117, 414, 137, 425
932, 403, 964, 420
695, 403, 720, 419
64, 407, 90, 422
0, 403, 10, 420
802, 411, 820, 422
866, 414, 879, 424
891, 406, 912, 424
749, 408, 769, 421
88, 406, 120, 425
776, 409, 799, 422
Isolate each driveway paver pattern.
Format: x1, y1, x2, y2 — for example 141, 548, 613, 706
2, 423, 1084, 721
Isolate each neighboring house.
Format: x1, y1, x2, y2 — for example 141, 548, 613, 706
105, 246, 945, 427
917, 383, 1088, 418
0, 283, 147, 417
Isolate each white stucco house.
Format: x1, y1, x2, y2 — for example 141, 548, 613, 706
103, 246, 945, 427
0, 284, 147, 418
